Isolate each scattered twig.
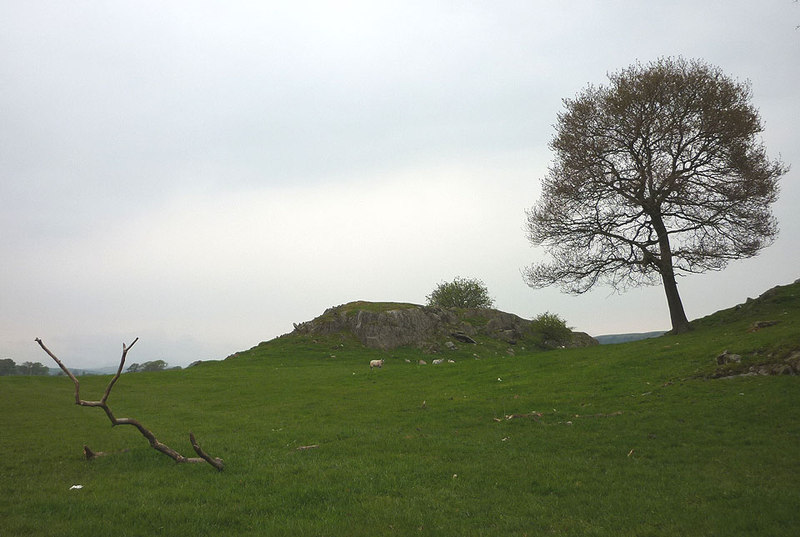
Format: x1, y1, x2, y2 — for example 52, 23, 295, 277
572, 411, 623, 419
493, 410, 623, 424
504, 412, 543, 421
296, 444, 319, 451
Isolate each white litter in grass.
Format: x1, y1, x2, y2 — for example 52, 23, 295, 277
69, 485, 83, 490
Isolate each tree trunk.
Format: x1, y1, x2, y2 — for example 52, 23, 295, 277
660, 270, 692, 334
649, 212, 692, 334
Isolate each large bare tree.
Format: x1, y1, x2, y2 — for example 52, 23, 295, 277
524, 57, 787, 333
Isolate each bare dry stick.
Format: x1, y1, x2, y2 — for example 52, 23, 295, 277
189, 432, 224, 471
35, 337, 224, 471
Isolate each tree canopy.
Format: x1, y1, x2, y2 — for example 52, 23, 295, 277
0, 358, 49, 376
524, 57, 787, 333
127, 360, 168, 373
426, 277, 495, 309
0, 358, 18, 376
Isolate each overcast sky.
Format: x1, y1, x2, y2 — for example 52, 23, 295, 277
2, 1, 799, 368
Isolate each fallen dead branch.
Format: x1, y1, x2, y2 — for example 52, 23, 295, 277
35, 337, 224, 471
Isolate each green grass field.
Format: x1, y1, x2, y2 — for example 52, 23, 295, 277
2, 282, 799, 536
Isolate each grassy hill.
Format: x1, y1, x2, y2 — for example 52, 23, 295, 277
595, 331, 666, 345
1, 281, 799, 536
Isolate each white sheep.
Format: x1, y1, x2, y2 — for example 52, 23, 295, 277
432, 359, 444, 365
369, 359, 384, 369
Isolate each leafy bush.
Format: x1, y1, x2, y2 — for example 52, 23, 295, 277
532, 311, 571, 345
426, 277, 494, 309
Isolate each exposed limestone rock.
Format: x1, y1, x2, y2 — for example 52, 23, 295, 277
716, 351, 742, 365
291, 302, 599, 352
292, 304, 457, 350
712, 349, 800, 378
451, 332, 477, 344
748, 320, 780, 332
568, 332, 598, 348
785, 351, 800, 371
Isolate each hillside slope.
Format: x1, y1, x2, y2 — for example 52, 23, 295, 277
2, 279, 799, 536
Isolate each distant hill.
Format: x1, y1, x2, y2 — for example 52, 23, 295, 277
47, 365, 122, 376
595, 331, 667, 345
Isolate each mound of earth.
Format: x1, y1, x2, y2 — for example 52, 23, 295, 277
290, 301, 598, 352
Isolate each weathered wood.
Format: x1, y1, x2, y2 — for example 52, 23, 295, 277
189, 432, 224, 471
35, 337, 224, 471
84, 445, 105, 460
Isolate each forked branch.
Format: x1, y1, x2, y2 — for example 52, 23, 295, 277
35, 337, 223, 471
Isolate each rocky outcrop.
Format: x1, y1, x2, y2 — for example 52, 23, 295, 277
293, 304, 457, 350
569, 331, 600, 348
716, 351, 742, 365
712, 349, 800, 378
290, 302, 599, 352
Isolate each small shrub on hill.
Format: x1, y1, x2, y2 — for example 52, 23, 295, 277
532, 311, 572, 346
426, 276, 494, 309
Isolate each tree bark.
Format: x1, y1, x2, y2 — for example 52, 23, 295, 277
660, 270, 692, 334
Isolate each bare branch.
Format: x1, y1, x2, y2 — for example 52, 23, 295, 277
189, 432, 225, 471
35, 338, 81, 404
101, 338, 138, 404
35, 338, 224, 471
